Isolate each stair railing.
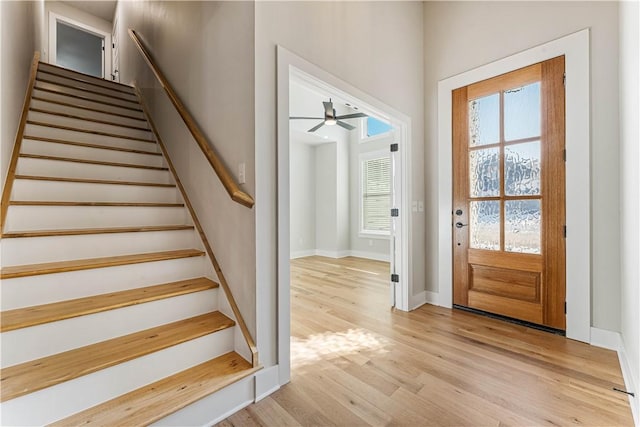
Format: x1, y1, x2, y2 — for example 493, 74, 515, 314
128, 29, 254, 208
1, 52, 41, 234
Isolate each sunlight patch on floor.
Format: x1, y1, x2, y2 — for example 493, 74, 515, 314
291, 328, 389, 368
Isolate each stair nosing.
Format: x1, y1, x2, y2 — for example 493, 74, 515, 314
0, 312, 235, 402
19, 153, 168, 170
38, 62, 136, 92
13, 175, 175, 188
33, 86, 143, 113
36, 76, 140, 104
50, 353, 260, 427
31, 96, 147, 122
0, 249, 205, 279
1, 224, 194, 238
26, 120, 155, 143
29, 108, 152, 132
0, 278, 219, 332
23, 135, 161, 155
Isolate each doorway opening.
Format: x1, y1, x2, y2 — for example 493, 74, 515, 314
276, 47, 412, 385
48, 12, 112, 79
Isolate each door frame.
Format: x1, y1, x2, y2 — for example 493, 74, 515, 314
48, 11, 112, 79
275, 45, 412, 385
437, 29, 591, 342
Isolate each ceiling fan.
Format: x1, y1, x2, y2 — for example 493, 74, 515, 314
290, 99, 368, 132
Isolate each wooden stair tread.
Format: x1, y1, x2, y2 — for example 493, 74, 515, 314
1, 278, 219, 332
26, 120, 154, 143
19, 154, 167, 170
36, 77, 139, 104
23, 135, 159, 155
38, 63, 135, 92
13, 175, 174, 188
0, 312, 235, 402
0, 249, 205, 279
33, 86, 143, 112
10, 201, 184, 207
2, 225, 192, 238
29, 108, 151, 132
31, 96, 147, 122
51, 352, 258, 426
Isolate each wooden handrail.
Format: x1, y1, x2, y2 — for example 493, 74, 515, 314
134, 86, 259, 367
128, 29, 254, 209
1, 51, 41, 234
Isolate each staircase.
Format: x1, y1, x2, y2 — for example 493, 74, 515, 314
0, 61, 259, 426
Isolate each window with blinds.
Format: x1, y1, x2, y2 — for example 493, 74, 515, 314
361, 155, 391, 234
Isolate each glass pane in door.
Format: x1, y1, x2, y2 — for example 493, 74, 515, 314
470, 200, 500, 250
504, 82, 541, 141
469, 93, 500, 146
505, 200, 541, 254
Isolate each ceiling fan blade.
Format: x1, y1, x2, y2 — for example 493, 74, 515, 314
323, 101, 333, 117
336, 113, 368, 120
336, 120, 356, 131
290, 116, 324, 120
308, 121, 326, 132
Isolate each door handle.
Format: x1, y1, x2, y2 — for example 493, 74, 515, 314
455, 222, 468, 228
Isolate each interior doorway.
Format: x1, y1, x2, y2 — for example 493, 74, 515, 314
276, 46, 412, 385
452, 57, 566, 331
48, 12, 112, 79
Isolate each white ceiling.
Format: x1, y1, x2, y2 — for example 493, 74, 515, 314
60, 1, 116, 22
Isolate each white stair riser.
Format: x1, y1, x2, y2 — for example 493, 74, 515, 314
30, 98, 149, 129
12, 179, 177, 203
152, 373, 254, 427
0, 257, 208, 309
1, 289, 219, 367
25, 123, 156, 151
0, 329, 234, 426
3, 229, 196, 266
5, 205, 187, 231
37, 71, 138, 102
32, 88, 145, 119
37, 64, 136, 94
35, 81, 141, 110
21, 139, 163, 167
16, 157, 171, 183
28, 110, 153, 141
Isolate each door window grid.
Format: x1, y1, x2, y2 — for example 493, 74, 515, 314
468, 82, 542, 254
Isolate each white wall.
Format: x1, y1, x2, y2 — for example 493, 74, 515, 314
618, 0, 639, 420
423, 1, 620, 331
315, 142, 339, 254
256, 1, 424, 368
0, 1, 35, 191
116, 1, 256, 337
289, 140, 316, 256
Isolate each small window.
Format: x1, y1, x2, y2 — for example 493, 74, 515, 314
361, 154, 391, 234
365, 116, 393, 138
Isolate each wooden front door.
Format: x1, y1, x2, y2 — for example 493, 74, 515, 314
452, 57, 566, 330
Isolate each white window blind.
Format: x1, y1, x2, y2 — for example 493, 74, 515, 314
362, 155, 391, 233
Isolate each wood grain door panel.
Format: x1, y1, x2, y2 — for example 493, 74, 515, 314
452, 56, 566, 330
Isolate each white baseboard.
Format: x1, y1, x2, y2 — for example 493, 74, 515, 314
254, 364, 280, 402
590, 327, 638, 426
290, 249, 316, 259
291, 249, 390, 262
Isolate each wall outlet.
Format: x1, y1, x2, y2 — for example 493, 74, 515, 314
238, 162, 246, 184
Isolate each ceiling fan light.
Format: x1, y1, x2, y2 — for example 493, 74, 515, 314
325, 118, 337, 125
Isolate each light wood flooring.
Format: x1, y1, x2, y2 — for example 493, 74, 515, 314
218, 256, 633, 426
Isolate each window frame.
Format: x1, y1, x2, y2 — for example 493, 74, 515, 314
359, 150, 392, 238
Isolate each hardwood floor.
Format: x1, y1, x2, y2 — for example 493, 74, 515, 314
218, 256, 633, 426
